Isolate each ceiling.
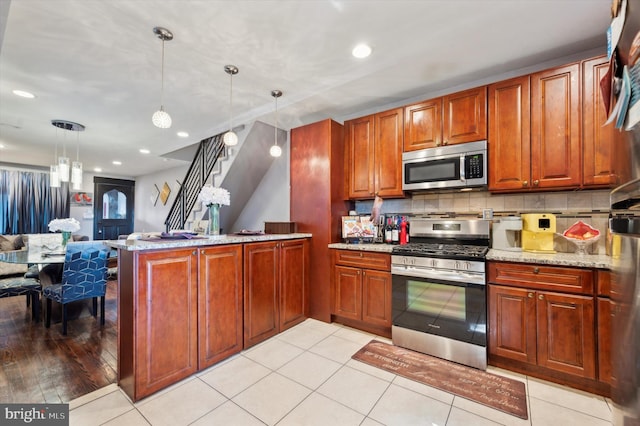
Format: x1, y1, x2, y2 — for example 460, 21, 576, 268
0, 0, 610, 178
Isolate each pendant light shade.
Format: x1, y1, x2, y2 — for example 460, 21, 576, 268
223, 65, 239, 146
52, 120, 85, 188
270, 90, 282, 158
152, 27, 173, 129
50, 164, 60, 188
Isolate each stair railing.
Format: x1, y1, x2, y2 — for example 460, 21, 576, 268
165, 133, 226, 231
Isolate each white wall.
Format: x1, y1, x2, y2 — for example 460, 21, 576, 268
134, 165, 190, 232
231, 134, 290, 232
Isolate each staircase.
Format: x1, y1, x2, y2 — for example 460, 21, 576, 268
164, 132, 227, 231
165, 121, 284, 233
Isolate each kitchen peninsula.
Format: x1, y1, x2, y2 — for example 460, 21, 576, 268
109, 233, 310, 401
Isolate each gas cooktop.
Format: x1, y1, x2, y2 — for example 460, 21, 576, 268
391, 242, 489, 259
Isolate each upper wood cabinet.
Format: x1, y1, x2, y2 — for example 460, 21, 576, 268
582, 55, 625, 188
404, 86, 487, 151
489, 63, 581, 191
345, 107, 403, 199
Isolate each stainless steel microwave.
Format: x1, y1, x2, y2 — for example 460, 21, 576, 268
402, 140, 487, 191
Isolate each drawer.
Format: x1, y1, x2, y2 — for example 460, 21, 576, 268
334, 250, 391, 271
596, 270, 611, 297
488, 261, 594, 295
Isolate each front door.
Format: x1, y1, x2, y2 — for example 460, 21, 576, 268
93, 177, 135, 240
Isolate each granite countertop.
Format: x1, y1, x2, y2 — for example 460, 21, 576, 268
487, 249, 612, 269
327, 243, 612, 269
108, 233, 312, 251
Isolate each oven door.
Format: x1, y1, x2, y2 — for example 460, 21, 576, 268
392, 268, 486, 347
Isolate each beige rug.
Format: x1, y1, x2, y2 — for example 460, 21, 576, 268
352, 340, 528, 419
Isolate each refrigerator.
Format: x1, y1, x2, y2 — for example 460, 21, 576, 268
609, 1, 640, 425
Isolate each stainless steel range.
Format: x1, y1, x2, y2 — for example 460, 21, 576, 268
391, 218, 490, 370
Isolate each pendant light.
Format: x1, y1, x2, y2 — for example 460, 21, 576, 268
58, 128, 70, 182
151, 26, 173, 129
223, 65, 239, 146
52, 120, 85, 189
270, 90, 282, 158
50, 126, 60, 188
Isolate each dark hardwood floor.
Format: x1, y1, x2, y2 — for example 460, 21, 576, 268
0, 281, 117, 403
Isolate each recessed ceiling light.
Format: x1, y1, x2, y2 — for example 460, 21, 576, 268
0, 144, 4, 149
139, 148, 150, 154
177, 131, 189, 138
12, 89, 35, 98
94, 167, 102, 172
112, 161, 122, 166
352, 43, 372, 58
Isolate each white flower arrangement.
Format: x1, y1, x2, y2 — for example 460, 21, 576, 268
197, 185, 230, 207
48, 217, 81, 233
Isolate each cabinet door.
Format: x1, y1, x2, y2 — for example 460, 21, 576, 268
530, 63, 581, 189
334, 265, 362, 320
198, 245, 243, 369
443, 86, 487, 145
488, 76, 531, 191
536, 291, 596, 379
361, 269, 391, 327
244, 241, 279, 348
374, 107, 404, 198
597, 297, 613, 384
583, 56, 618, 187
279, 239, 308, 331
346, 115, 375, 199
135, 249, 198, 399
404, 99, 442, 151
488, 285, 537, 364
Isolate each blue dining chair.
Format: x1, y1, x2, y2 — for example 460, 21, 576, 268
43, 241, 110, 335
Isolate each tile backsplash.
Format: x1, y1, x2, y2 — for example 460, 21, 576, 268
355, 189, 612, 255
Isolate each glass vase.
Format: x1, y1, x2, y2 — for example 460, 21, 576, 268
62, 231, 72, 248
207, 204, 220, 236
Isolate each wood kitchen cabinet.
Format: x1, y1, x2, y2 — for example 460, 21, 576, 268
345, 107, 403, 199
198, 244, 243, 370
243, 239, 308, 348
488, 261, 612, 397
119, 248, 199, 401
404, 86, 486, 151
583, 56, 627, 188
489, 63, 581, 191
332, 250, 392, 334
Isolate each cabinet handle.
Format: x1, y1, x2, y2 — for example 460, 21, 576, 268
523, 180, 528, 187
443, 140, 448, 146
528, 292, 534, 298
533, 180, 540, 186
533, 267, 539, 274
357, 270, 361, 275
192, 250, 197, 255
538, 294, 544, 300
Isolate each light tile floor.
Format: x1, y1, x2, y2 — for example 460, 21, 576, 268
69, 319, 613, 426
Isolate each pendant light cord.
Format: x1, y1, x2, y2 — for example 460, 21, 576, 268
229, 72, 233, 131
274, 95, 278, 146
160, 38, 165, 108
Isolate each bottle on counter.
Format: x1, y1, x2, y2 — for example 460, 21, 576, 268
399, 217, 407, 245
406, 218, 410, 243
391, 216, 399, 244
385, 218, 393, 244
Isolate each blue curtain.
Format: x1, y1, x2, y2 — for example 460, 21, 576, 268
0, 169, 69, 234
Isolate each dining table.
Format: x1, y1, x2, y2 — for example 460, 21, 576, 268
0, 249, 80, 323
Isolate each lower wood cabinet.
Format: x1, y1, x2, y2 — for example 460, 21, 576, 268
119, 248, 199, 401
198, 244, 243, 369
488, 284, 596, 378
332, 250, 391, 334
488, 261, 610, 397
243, 239, 308, 348
118, 238, 309, 402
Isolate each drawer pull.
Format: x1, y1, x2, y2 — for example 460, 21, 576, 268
533, 267, 539, 274
528, 292, 534, 298
523, 180, 528, 187
538, 294, 544, 300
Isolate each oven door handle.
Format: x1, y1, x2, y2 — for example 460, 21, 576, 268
392, 265, 485, 285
